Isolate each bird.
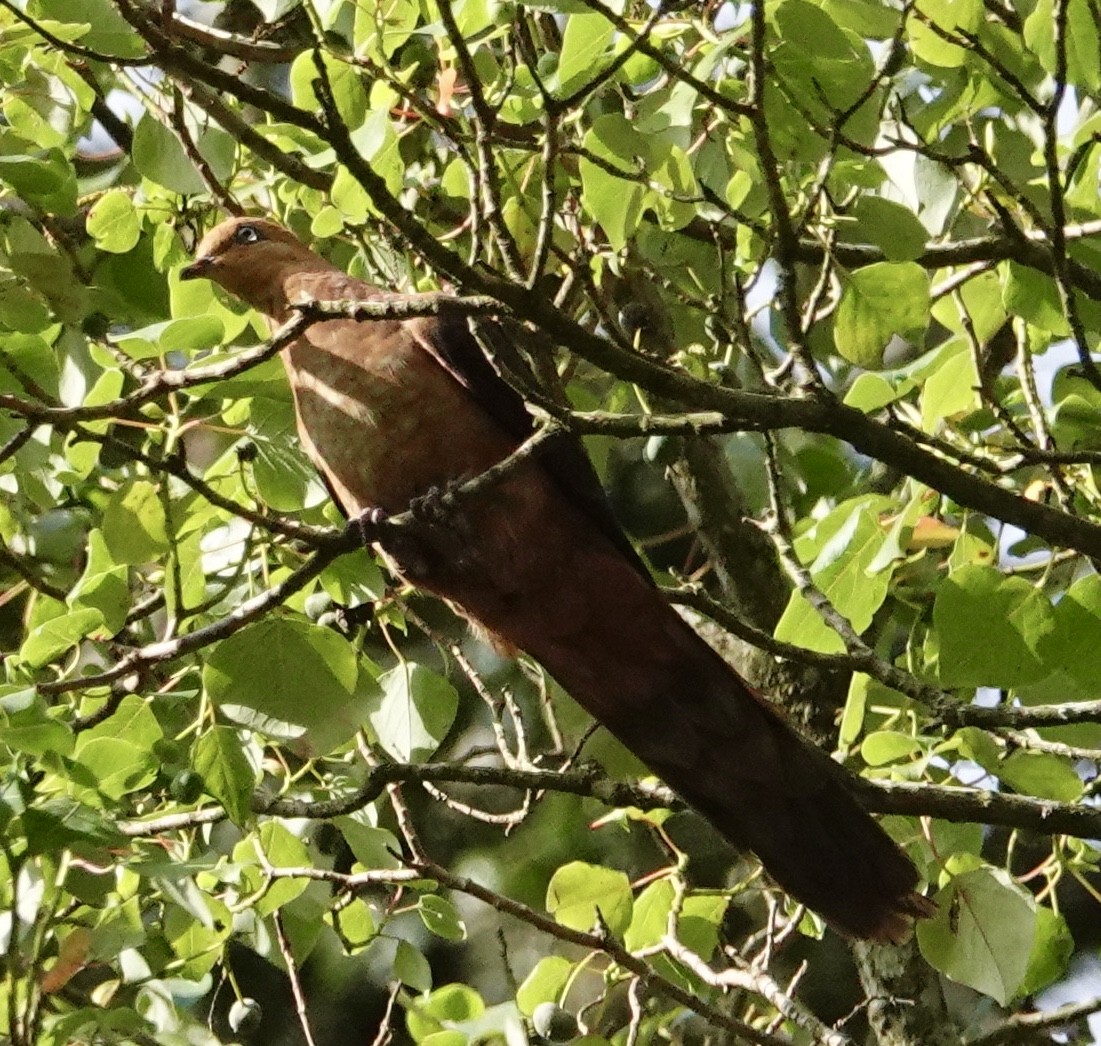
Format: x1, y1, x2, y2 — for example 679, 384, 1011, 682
182, 216, 933, 941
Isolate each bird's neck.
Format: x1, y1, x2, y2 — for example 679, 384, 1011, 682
257, 259, 342, 323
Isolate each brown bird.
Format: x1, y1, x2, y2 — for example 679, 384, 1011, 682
182, 216, 932, 941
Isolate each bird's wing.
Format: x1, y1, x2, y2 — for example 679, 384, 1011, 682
287, 271, 653, 581
408, 299, 655, 584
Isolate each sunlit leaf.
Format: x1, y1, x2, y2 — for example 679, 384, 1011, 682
835, 262, 931, 368
546, 862, 632, 937
918, 866, 1036, 1004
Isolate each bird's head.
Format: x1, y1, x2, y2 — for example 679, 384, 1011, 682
181, 217, 323, 315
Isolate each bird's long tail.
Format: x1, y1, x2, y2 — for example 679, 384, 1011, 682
640, 643, 935, 941
493, 550, 932, 941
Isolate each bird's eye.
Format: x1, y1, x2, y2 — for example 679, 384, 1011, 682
234, 224, 261, 245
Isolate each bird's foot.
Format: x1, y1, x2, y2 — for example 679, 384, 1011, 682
349, 506, 391, 547
408, 481, 464, 528
349, 505, 437, 580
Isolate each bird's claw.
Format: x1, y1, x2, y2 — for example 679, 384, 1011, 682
408, 482, 461, 527
350, 506, 391, 546
348, 505, 437, 580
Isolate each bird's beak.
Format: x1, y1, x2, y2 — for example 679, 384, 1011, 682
180, 256, 214, 281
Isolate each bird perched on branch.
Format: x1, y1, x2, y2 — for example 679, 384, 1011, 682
182, 216, 933, 941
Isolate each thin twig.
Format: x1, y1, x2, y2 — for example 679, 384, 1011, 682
272, 911, 319, 1046
411, 857, 791, 1046
38, 536, 354, 696
662, 936, 852, 1046
965, 994, 1101, 1045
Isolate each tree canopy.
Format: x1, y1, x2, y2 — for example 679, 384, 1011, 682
1, 0, 1101, 1043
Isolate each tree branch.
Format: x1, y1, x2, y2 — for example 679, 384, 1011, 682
118, 761, 1101, 843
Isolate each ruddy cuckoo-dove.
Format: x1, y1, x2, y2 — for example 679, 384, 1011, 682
182, 216, 932, 941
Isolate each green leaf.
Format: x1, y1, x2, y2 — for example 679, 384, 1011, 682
418, 983, 484, 1024
5, 75, 72, 146
204, 618, 361, 750
0, 332, 60, 398
1018, 907, 1073, 996
68, 530, 129, 634
20, 798, 124, 854
248, 397, 323, 511
917, 866, 1036, 1004
113, 316, 225, 359
30, 0, 143, 56
335, 814, 402, 870
579, 114, 648, 251
1001, 263, 1069, 335
320, 549, 386, 605
1024, 0, 1100, 91
20, 608, 105, 668
164, 893, 231, 978
331, 167, 371, 223
350, 0, 416, 59
774, 503, 896, 653
820, 0, 900, 36
418, 894, 466, 942
369, 664, 459, 762
835, 262, 931, 368
290, 51, 368, 130
86, 191, 141, 254
195, 125, 237, 183
556, 13, 616, 96
546, 861, 632, 937
624, 879, 727, 958
1, 691, 74, 757
132, 114, 206, 195
930, 270, 1007, 342
0, 275, 51, 332
72, 695, 164, 799
80, 694, 163, 749
92, 897, 145, 956
345, 105, 405, 204
956, 726, 1001, 772
0, 149, 77, 214
770, 0, 876, 116
1039, 575, 1101, 695
650, 144, 699, 229
839, 673, 870, 745
102, 479, 170, 565
167, 530, 207, 616
232, 822, 311, 916
410, 999, 488, 1046
394, 938, 433, 991
933, 565, 1055, 687
998, 751, 1082, 802
332, 897, 376, 949
623, 878, 677, 952
920, 338, 980, 430
848, 197, 929, 262
83, 366, 126, 409
928, 820, 985, 862
1051, 392, 1101, 450
2, 719, 74, 758
516, 956, 574, 1016
907, 0, 982, 67
4, 216, 83, 315
193, 727, 257, 825
861, 731, 922, 766
258, 819, 311, 887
